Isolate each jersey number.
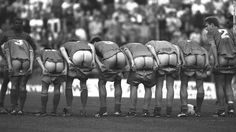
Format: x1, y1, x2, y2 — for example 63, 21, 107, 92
14, 40, 24, 45
218, 29, 230, 39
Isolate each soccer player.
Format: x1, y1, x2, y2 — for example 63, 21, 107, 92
91, 38, 127, 117
122, 42, 157, 117
0, 54, 10, 114
146, 40, 181, 117
0, 18, 36, 115
176, 40, 210, 117
60, 39, 95, 116
204, 16, 236, 116
35, 47, 67, 116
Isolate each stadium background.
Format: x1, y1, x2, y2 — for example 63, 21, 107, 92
1, 1, 236, 132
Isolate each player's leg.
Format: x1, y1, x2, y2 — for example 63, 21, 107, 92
0, 71, 10, 113
40, 81, 50, 115
114, 78, 122, 115
52, 81, 61, 115
18, 75, 30, 114
178, 73, 189, 117
64, 76, 74, 116
166, 75, 174, 117
115, 52, 126, 69
80, 79, 88, 115
10, 77, 19, 114
95, 79, 108, 117
127, 84, 138, 116
214, 74, 226, 116
225, 74, 235, 116
21, 60, 30, 73
195, 79, 205, 116
153, 75, 164, 117
142, 86, 152, 117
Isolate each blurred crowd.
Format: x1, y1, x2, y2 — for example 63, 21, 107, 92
0, 0, 235, 50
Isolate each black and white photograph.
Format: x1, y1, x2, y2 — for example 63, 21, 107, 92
0, 0, 236, 132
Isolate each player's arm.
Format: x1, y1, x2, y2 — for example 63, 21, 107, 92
173, 45, 182, 66
201, 47, 210, 67
146, 45, 160, 66
122, 47, 135, 70
88, 43, 96, 67
36, 51, 49, 75
209, 40, 218, 67
61, 60, 68, 76
28, 46, 34, 73
2, 43, 12, 71
60, 46, 73, 67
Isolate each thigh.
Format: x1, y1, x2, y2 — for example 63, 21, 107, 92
196, 54, 205, 67
134, 57, 145, 70
185, 55, 196, 66
169, 53, 177, 66
158, 54, 169, 67
45, 61, 56, 73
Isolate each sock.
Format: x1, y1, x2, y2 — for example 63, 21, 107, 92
10, 89, 17, 109
228, 102, 234, 111
100, 107, 107, 113
53, 93, 60, 113
166, 106, 172, 115
196, 93, 204, 112
41, 93, 48, 113
114, 104, 121, 112
65, 89, 73, 108
181, 105, 188, 113
142, 109, 149, 113
19, 91, 27, 111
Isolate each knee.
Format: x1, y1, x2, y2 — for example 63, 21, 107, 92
41, 90, 48, 96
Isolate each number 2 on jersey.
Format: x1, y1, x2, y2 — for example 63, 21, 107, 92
218, 29, 230, 39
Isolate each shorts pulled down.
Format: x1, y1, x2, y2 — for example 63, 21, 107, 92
127, 70, 157, 88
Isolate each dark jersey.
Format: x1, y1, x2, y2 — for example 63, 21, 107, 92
3, 39, 32, 60
145, 40, 177, 54
38, 49, 64, 63
122, 43, 152, 58
61, 41, 91, 58
0, 30, 36, 52
176, 40, 206, 56
94, 41, 120, 59
207, 27, 236, 58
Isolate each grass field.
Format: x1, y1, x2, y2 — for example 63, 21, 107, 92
0, 93, 236, 132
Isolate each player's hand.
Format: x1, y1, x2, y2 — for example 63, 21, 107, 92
68, 60, 74, 67
91, 61, 96, 68
42, 68, 48, 75
153, 64, 158, 71
27, 67, 33, 74
100, 65, 107, 72
8, 66, 13, 74
205, 63, 211, 71
131, 63, 136, 71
